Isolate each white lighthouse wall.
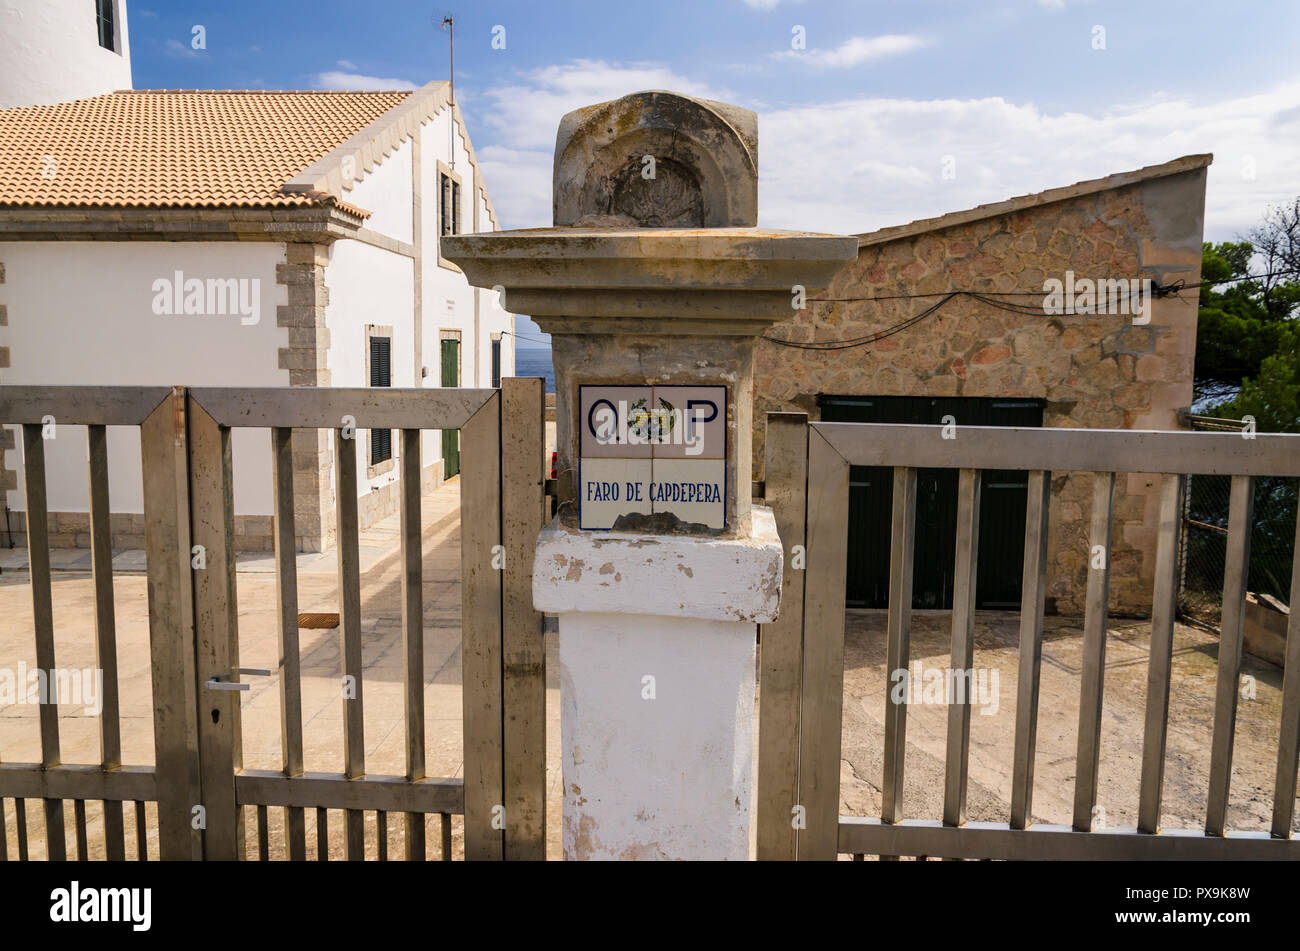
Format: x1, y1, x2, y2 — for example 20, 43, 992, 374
0, 0, 133, 108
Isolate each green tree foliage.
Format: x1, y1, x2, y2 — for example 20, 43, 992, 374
1196, 242, 1279, 397
1195, 198, 1300, 429
1189, 201, 1299, 609
1233, 323, 1299, 433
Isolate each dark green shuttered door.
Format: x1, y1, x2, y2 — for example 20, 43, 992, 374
441, 338, 460, 478
818, 395, 1044, 610
369, 335, 392, 465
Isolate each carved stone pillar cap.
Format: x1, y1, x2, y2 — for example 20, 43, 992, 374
552, 90, 759, 228
440, 226, 858, 331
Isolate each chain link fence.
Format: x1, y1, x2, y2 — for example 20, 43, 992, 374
1179, 471, 1298, 630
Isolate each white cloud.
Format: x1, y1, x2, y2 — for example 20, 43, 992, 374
758, 84, 1300, 240
472, 60, 732, 227
337, 59, 357, 70
773, 34, 930, 68
476, 144, 554, 231
163, 39, 202, 60
313, 70, 419, 91
468, 60, 1300, 242
742, 0, 784, 7
480, 59, 732, 152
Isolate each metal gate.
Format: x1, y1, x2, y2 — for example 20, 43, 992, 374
756, 413, 1300, 860
0, 379, 547, 860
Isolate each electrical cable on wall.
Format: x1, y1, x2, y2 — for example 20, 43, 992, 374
496, 271, 1295, 354
762, 269, 1297, 352
502, 329, 552, 346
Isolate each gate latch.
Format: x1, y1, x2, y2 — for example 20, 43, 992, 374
205, 668, 272, 692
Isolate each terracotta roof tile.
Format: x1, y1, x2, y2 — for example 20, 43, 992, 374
0, 89, 413, 213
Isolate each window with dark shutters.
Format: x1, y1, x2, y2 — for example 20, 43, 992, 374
491, 338, 501, 388
440, 172, 462, 237
96, 0, 116, 51
440, 173, 451, 236
369, 335, 392, 465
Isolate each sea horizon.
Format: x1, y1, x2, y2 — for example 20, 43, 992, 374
513, 347, 556, 393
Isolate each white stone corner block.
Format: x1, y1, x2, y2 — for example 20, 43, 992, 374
532, 506, 784, 623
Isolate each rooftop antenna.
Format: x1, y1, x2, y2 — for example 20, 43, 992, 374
439, 13, 455, 170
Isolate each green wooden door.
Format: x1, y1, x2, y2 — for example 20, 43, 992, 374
441, 338, 460, 477
818, 395, 1043, 610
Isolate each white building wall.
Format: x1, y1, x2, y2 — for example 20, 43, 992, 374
345, 141, 413, 244
0, 99, 514, 537
0, 0, 133, 108
328, 106, 514, 488
0, 241, 288, 516
413, 109, 515, 470
420, 109, 478, 381
324, 238, 415, 500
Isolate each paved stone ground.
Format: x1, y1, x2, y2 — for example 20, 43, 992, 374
836, 609, 1297, 855
1, 475, 1293, 859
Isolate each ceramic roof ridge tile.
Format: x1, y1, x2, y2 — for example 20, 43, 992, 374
123, 88, 412, 96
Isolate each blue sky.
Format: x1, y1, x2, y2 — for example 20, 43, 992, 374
127, 0, 1300, 344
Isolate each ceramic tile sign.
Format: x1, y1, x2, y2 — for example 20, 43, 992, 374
579, 384, 727, 530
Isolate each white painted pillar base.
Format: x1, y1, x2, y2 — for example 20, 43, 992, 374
533, 508, 783, 861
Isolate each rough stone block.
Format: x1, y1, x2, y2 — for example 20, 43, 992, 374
284, 243, 329, 267
278, 348, 326, 370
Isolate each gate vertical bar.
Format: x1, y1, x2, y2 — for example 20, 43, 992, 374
134, 801, 146, 858
1271, 505, 1300, 839
140, 388, 204, 859
399, 427, 426, 860
334, 429, 366, 859
187, 397, 245, 860
460, 393, 504, 860
21, 424, 65, 860
1010, 470, 1050, 830
943, 468, 981, 832
1073, 471, 1115, 832
881, 466, 918, 842
1206, 474, 1255, 836
797, 427, 849, 860
1138, 473, 1185, 834
87, 424, 126, 860
73, 800, 88, 859
757, 414, 808, 861
271, 427, 307, 860
500, 378, 547, 860
16, 801, 28, 860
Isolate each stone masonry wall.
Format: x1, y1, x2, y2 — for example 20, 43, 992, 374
277, 242, 335, 553
755, 167, 1207, 616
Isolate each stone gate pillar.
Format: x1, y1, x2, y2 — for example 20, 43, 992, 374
444, 91, 856, 859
